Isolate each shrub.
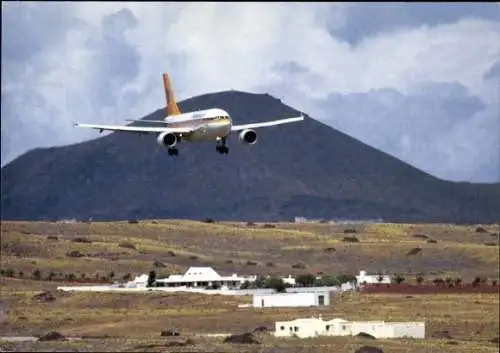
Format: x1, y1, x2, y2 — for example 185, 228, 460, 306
189, 255, 199, 260
153, 261, 166, 268
118, 241, 136, 250
406, 248, 422, 256
263, 224, 275, 228
122, 273, 132, 281
108, 271, 115, 280
393, 275, 405, 284
317, 275, 340, 287
4, 268, 14, 277
128, 219, 139, 224
202, 218, 214, 223
167, 250, 176, 257
295, 273, 316, 287
147, 270, 156, 287
66, 250, 84, 258
266, 262, 274, 267
472, 276, 481, 287
433, 278, 444, 286
492, 280, 498, 286
416, 273, 425, 284
475, 226, 487, 233
292, 262, 306, 269
412, 234, 429, 239
454, 277, 462, 286
342, 236, 360, 243
376, 273, 385, 283
263, 277, 287, 292
18, 271, 24, 278
343, 228, 357, 234
225, 259, 233, 264
324, 247, 336, 253
246, 260, 257, 266
240, 280, 250, 290
46, 271, 56, 281
72, 237, 91, 243
336, 273, 356, 284
445, 277, 454, 287
47, 235, 59, 241
32, 269, 42, 280
427, 239, 438, 244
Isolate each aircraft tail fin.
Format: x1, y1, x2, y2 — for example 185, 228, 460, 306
163, 72, 182, 117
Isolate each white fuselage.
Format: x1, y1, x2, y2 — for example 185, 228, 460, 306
164, 108, 232, 142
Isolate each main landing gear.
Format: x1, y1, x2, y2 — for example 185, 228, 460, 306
216, 137, 229, 154
168, 148, 179, 156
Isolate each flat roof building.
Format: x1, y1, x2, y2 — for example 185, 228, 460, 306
253, 291, 330, 308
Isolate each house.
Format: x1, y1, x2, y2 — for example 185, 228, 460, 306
253, 291, 330, 308
154, 267, 256, 288
274, 316, 425, 339
356, 270, 391, 285
275, 316, 326, 338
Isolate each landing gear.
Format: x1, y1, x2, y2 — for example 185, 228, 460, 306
216, 137, 229, 154
216, 145, 229, 154
168, 148, 179, 156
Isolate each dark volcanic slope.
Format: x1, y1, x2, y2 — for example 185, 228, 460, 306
1, 91, 499, 223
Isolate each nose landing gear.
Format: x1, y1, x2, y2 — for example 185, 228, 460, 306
216, 137, 229, 154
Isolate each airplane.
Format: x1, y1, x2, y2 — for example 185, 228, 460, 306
73, 72, 304, 156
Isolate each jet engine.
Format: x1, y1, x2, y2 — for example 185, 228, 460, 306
157, 131, 178, 148
238, 129, 257, 145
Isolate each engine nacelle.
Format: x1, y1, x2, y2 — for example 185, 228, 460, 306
157, 131, 178, 148
238, 129, 258, 145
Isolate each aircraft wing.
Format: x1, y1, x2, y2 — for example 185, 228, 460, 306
73, 123, 193, 134
231, 115, 304, 132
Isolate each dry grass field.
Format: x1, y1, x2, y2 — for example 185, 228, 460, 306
1, 220, 499, 352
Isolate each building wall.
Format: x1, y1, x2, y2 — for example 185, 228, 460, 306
253, 292, 330, 308
275, 319, 326, 338
276, 318, 426, 339
391, 323, 426, 339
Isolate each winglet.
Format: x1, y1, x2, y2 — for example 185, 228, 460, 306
163, 72, 182, 117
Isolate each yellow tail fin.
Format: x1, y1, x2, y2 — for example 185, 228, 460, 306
163, 72, 181, 117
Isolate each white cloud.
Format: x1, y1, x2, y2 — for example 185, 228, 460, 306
1, 2, 499, 182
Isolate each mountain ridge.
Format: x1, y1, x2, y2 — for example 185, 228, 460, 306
1, 90, 498, 223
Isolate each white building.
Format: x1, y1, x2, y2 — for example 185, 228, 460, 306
281, 275, 296, 286
253, 291, 330, 308
356, 270, 391, 285
275, 317, 326, 338
154, 267, 256, 288
124, 274, 148, 288
274, 316, 425, 339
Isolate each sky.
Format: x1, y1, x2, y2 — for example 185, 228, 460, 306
1, 2, 499, 183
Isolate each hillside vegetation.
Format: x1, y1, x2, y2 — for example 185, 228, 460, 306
1, 220, 499, 352
1, 220, 499, 281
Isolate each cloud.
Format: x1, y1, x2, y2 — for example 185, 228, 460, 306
1, 2, 499, 182
301, 82, 497, 183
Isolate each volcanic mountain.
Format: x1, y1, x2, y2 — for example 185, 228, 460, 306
1, 91, 498, 223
